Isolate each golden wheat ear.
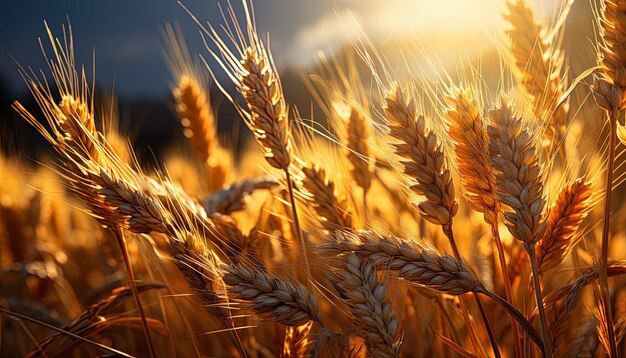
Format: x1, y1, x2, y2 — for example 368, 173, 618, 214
504, 0, 569, 158
382, 84, 458, 226
299, 164, 354, 235
536, 179, 592, 274
221, 263, 323, 327
334, 253, 402, 357
487, 97, 546, 245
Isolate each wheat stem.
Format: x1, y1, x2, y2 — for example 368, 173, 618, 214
113, 229, 156, 358
285, 168, 312, 289
492, 226, 521, 357
600, 107, 619, 358
524, 242, 552, 357
443, 224, 500, 358
0, 307, 133, 358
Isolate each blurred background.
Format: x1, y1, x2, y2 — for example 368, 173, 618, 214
0, 0, 597, 163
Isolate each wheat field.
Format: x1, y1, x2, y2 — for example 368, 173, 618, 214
1, 0, 626, 357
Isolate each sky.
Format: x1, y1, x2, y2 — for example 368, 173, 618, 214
0, 0, 557, 98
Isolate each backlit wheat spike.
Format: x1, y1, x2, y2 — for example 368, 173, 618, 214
383, 84, 458, 226
488, 96, 551, 355
336, 254, 402, 357
593, 0, 626, 111
344, 106, 372, 192
174, 75, 219, 163
536, 179, 592, 274
56, 95, 99, 162
487, 97, 546, 244
300, 165, 354, 234
239, 47, 292, 170
505, 0, 568, 147
323, 230, 483, 295
169, 231, 231, 321
221, 264, 323, 326
445, 86, 498, 230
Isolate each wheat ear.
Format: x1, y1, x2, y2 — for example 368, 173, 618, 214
321, 229, 544, 350
536, 179, 592, 274
204, 176, 278, 215
174, 75, 218, 160
487, 96, 551, 356
488, 97, 547, 245
221, 264, 323, 327
344, 105, 372, 194
505, 0, 568, 157
323, 230, 482, 295
300, 164, 354, 234
383, 84, 458, 226
335, 253, 402, 357
206, 8, 316, 286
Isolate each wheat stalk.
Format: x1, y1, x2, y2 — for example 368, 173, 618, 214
487, 96, 552, 355
592, 2, 626, 354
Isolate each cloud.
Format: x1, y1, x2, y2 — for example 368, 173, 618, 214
285, 0, 537, 67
